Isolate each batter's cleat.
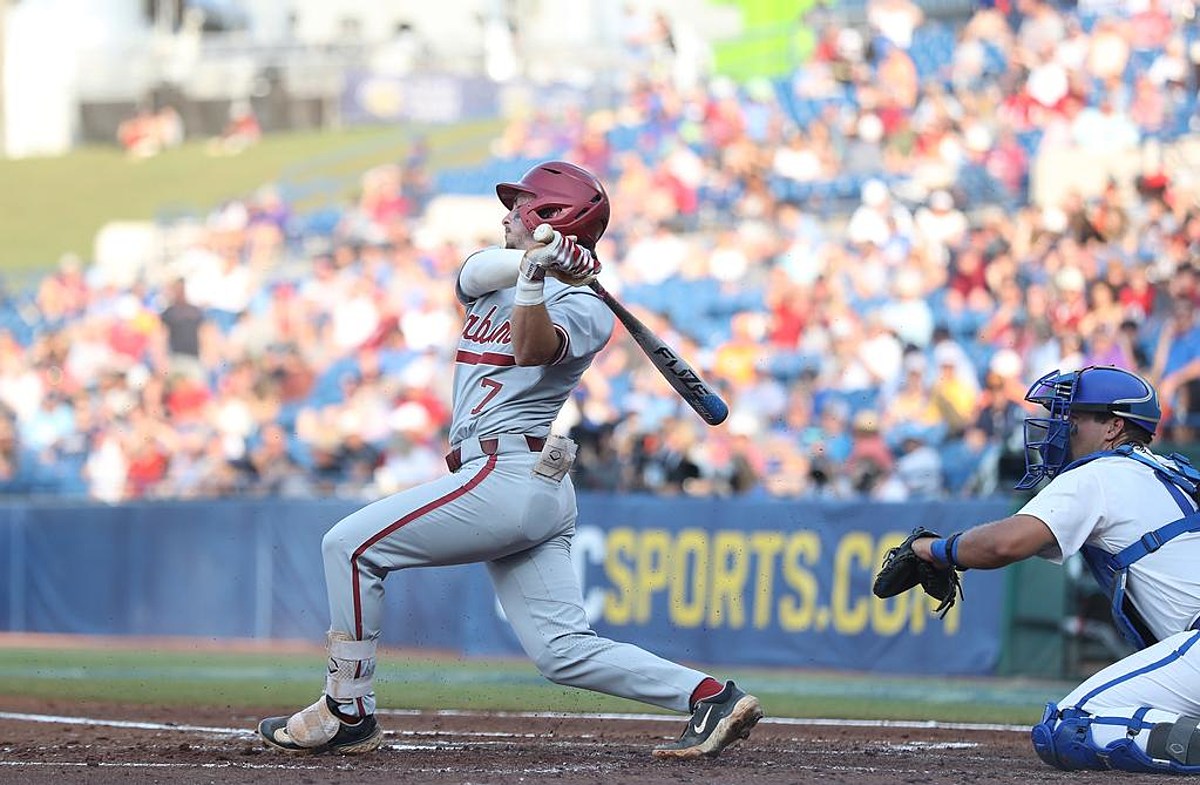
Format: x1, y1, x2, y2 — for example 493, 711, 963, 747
652, 680, 763, 759
258, 696, 383, 755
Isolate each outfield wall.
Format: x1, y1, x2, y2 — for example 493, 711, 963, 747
0, 496, 1024, 675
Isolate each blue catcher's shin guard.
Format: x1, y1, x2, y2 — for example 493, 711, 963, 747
1030, 703, 1108, 771
1033, 704, 1200, 774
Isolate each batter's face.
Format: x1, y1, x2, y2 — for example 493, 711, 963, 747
503, 193, 537, 251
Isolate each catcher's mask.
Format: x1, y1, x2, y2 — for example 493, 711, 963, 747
1016, 366, 1160, 490
496, 161, 610, 250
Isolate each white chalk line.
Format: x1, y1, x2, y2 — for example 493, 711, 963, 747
0, 711, 252, 736
0, 760, 605, 774
380, 708, 1029, 733
0, 761, 332, 771
0, 709, 1029, 736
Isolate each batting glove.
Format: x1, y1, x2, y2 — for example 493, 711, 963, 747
532, 224, 601, 281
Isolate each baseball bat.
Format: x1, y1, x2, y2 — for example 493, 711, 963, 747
587, 279, 729, 426
529, 224, 728, 426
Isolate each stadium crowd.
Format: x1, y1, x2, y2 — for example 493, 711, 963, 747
1, 0, 1199, 502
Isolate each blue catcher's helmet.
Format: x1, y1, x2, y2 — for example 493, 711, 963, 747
1016, 366, 1161, 490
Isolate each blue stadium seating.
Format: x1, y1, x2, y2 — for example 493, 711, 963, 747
909, 23, 957, 82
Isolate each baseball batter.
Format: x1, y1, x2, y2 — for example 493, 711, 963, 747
258, 161, 762, 759
905, 366, 1200, 773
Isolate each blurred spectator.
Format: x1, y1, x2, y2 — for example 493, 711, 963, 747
867, 0, 924, 50
806, 398, 853, 490
84, 427, 128, 503
157, 278, 208, 381
915, 190, 968, 259
893, 427, 944, 498
928, 342, 978, 436
846, 179, 914, 248
0, 414, 22, 487
637, 417, 702, 495
1153, 297, 1200, 439
844, 409, 896, 496
207, 100, 261, 157
117, 106, 183, 159
246, 422, 312, 498
941, 425, 1000, 496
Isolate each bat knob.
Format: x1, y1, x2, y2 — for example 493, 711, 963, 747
533, 223, 555, 244
701, 394, 729, 426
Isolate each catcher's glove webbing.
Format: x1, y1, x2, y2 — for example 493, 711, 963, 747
872, 527, 963, 618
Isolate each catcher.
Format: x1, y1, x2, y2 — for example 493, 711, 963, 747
874, 366, 1200, 774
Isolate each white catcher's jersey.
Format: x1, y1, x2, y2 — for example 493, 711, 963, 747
1020, 449, 1200, 640
449, 252, 614, 445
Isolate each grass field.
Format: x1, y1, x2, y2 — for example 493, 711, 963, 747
0, 119, 504, 278
0, 642, 1065, 726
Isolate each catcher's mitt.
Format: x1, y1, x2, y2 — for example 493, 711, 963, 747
872, 527, 963, 618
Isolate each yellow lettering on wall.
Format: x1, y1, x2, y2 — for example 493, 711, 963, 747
905, 552, 960, 635
670, 529, 708, 627
779, 532, 819, 631
635, 529, 671, 623
708, 531, 749, 629
604, 525, 961, 638
604, 528, 636, 625
942, 595, 961, 633
832, 532, 871, 634
749, 532, 785, 629
908, 578, 928, 634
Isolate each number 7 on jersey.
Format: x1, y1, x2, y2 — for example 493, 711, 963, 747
470, 378, 504, 415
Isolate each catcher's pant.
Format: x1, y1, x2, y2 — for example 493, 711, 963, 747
1045, 630, 1200, 763
320, 438, 706, 716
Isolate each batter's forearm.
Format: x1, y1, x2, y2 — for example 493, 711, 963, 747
511, 305, 562, 366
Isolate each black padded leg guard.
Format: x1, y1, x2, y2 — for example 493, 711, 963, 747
1147, 717, 1200, 766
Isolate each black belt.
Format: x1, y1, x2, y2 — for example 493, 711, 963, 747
445, 435, 546, 472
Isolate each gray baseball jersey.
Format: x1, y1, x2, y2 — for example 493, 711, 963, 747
317, 248, 709, 718
448, 262, 608, 444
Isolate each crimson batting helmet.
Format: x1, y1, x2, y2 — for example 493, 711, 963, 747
496, 161, 610, 250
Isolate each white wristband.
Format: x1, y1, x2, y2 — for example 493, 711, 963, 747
514, 276, 545, 306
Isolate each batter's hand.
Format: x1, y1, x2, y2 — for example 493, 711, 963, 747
534, 224, 602, 284
520, 228, 554, 282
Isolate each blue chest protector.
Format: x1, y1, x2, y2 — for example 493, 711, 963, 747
1061, 445, 1200, 650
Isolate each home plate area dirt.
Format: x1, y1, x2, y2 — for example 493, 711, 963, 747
0, 698, 1174, 785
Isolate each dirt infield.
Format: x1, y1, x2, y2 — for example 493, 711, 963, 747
0, 696, 1171, 785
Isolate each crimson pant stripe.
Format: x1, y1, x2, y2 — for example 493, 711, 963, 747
351, 455, 498, 639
